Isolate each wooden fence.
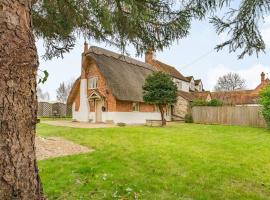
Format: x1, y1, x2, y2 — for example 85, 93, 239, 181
38, 102, 72, 117
192, 106, 266, 128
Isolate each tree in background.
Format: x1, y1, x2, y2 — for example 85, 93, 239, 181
37, 87, 50, 102
143, 72, 177, 126
56, 80, 74, 103
214, 73, 246, 91
259, 85, 270, 128
187, 0, 270, 58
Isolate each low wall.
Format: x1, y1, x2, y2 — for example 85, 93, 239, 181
192, 106, 266, 128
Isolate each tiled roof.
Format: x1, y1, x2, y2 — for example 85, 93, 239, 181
152, 60, 189, 82
211, 90, 258, 105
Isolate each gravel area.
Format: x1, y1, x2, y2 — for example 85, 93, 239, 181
42, 120, 116, 128
36, 137, 93, 160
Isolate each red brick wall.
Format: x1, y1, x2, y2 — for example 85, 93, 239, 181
84, 60, 156, 113
85, 62, 117, 112
140, 102, 155, 112
116, 100, 155, 112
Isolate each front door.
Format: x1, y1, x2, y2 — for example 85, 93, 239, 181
95, 100, 102, 122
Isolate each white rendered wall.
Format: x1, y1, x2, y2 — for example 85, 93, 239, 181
72, 79, 90, 122
102, 112, 171, 124
173, 78, 190, 92
182, 81, 190, 92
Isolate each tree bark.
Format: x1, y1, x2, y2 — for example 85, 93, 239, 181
0, 1, 44, 199
158, 104, 166, 126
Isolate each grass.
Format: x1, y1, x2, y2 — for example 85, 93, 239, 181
37, 123, 270, 200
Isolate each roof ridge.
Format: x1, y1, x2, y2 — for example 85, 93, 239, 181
87, 46, 155, 72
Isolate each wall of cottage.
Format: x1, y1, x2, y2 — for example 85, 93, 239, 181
173, 96, 191, 119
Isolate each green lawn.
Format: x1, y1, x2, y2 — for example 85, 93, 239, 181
37, 123, 270, 200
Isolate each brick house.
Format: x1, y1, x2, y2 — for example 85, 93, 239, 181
210, 72, 269, 106
67, 44, 205, 124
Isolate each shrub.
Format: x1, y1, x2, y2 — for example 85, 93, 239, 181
117, 122, 126, 127
191, 99, 223, 107
259, 85, 270, 128
208, 99, 223, 106
184, 114, 193, 123
191, 99, 208, 107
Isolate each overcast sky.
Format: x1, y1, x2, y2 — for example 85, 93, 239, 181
37, 15, 270, 101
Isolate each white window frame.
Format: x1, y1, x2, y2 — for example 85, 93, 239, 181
88, 77, 98, 89
132, 102, 140, 112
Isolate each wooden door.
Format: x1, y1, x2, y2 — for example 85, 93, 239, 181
95, 100, 102, 122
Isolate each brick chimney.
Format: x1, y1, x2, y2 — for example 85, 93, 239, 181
79, 41, 90, 122
84, 41, 89, 53
145, 49, 154, 64
261, 72, 265, 83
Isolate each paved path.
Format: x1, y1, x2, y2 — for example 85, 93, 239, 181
42, 120, 116, 128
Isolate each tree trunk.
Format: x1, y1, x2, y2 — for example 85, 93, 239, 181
0, 1, 44, 199
158, 104, 166, 126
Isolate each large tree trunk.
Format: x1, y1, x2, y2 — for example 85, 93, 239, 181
0, 1, 44, 199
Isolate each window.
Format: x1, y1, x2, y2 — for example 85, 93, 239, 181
88, 77, 98, 89
132, 102, 139, 112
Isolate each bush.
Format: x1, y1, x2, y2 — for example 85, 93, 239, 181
191, 99, 208, 107
184, 114, 193, 123
117, 122, 126, 127
191, 99, 223, 107
208, 99, 223, 106
259, 85, 270, 128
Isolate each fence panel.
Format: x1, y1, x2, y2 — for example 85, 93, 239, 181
192, 106, 266, 128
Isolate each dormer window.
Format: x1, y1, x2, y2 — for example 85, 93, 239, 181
88, 77, 98, 89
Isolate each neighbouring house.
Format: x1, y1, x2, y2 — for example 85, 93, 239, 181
211, 72, 269, 106
174, 91, 211, 119
195, 79, 204, 92
67, 44, 205, 124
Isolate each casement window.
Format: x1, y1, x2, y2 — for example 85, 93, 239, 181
132, 102, 139, 112
88, 77, 98, 89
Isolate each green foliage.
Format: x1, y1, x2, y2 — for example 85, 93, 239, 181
117, 122, 126, 127
38, 123, 270, 199
191, 99, 223, 107
32, 1, 270, 60
208, 99, 223, 106
32, 0, 204, 59
184, 114, 193, 123
38, 70, 49, 84
259, 85, 270, 127
191, 99, 208, 107
143, 72, 177, 105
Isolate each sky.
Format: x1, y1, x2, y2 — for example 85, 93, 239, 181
37, 14, 270, 101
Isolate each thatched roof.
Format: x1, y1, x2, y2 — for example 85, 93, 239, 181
67, 46, 156, 104
67, 77, 80, 105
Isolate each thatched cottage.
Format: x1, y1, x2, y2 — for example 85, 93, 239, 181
67, 43, 205, 124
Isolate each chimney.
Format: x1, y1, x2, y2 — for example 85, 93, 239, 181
145, 49, 153, 64
261, 72, 265, 83
84, 41, 89, 53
